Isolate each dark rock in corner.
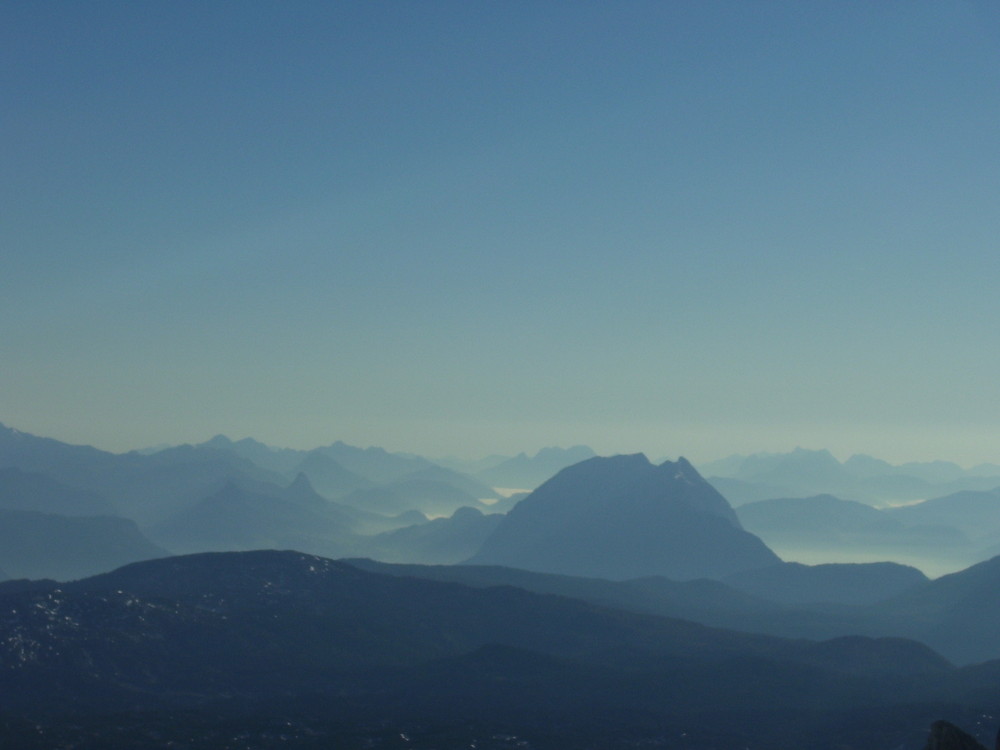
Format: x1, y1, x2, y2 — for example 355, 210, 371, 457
923, 720, 989, 750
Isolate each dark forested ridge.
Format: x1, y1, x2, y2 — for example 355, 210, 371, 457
0, 550, 995, 749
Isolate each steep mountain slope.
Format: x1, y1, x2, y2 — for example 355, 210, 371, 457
147, 478, 359, 557
0, 509, 167, 580
0, 425, 289, 526
0, 467, 118, 516
469, 454, 780, 580
865, 555, 1000, 665
360, 506, 503, 564
293, 450, 374, 498
887, 489, 1000, 542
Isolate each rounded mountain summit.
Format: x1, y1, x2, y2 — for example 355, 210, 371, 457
468, 454, 780, 581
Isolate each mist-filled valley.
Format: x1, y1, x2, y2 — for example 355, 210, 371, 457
2, 421, 1000, 748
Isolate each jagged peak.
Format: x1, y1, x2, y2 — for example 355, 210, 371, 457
288, 472, 315, 491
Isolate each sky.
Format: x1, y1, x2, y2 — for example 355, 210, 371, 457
3, 1, 1000, 465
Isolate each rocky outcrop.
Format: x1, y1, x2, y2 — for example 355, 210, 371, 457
923, 720, 989, 750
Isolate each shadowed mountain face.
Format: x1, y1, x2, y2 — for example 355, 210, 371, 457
0, 468, 118, 517
345, 558, 941, 650
0, 509, 168, 581
468, 454, 780, 580
360, 506, 503, 564
147, 479, 358, 557
0, 425, 288, 527
888, 489, 1000, 542
293, 450, 374, 498
865, 554, 1000, 665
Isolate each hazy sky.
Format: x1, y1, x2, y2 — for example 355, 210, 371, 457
4, 1, 1000, 465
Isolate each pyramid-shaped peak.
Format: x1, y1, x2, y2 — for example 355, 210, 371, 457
284, 472, 327, 507
468, 450, 777, 580
289, 472, 315, 491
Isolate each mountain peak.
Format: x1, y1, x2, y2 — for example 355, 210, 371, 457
289, 471, 314, 491
469, 453, 778, 580
284, 472, 327, 508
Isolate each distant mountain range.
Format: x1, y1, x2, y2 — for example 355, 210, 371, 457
0, 423, 510, 578
701, 447, 1000, 506
472, 445, 597, 489
736, 492, 997, 577
3, 421, 1000, 747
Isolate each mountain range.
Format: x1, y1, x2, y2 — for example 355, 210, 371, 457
0, 549, 993, 749
702, 447, 1000, 506
2, 422, 1000, 746
736, 492, 998, 577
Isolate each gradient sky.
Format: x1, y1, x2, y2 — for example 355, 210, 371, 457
4, 1, 1000, 465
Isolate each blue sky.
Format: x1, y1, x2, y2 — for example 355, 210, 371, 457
3, 1, 1000, 464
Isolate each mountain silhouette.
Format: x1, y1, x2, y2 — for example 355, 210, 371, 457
866, 554, 1000, 664
0, 426, 288, 526
0, 509, 167, 580
360, 506, 503, 564
737, 494, 978, 575
475, 445, 597, 489
198, 434, 305, 474
887, 488, 1000, 542
0, 467, 118, 516
468, 454, 780, 580
147, 479, 357, 557
704, 448, 1000, 506
293, 449, 374, 498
